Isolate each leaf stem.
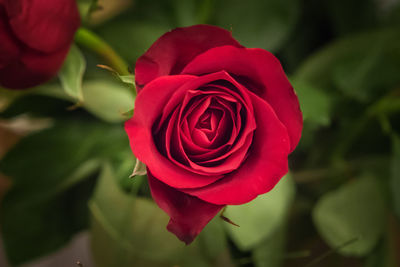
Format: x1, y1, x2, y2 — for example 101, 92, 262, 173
74, 27, 130, 76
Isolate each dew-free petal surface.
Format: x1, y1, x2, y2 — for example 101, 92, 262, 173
135, 24, 243, 90
147, 170, 223, 244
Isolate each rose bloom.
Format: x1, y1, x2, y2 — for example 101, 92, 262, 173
0, 0, 80, 89
125, 25, 302, 244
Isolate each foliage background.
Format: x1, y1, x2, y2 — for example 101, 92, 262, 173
1, 0, 400, 266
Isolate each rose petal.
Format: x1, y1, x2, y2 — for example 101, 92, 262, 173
180, 89, 239, 149
182, 92, 291, 205
0, 7, 20, 68
182, 45, 302, 151
147, 170, 223, 244
135, 25, 243, 90
125, 75, 224, 188
162, 96, 253, 176
4, 0, 80, 53
0, 45, 69, 89
152, 72, 256, 176
156, 71, 253, 133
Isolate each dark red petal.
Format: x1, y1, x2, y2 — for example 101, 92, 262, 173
0, 45, 69, 89
157, 71, 253, 132
163, 95, 252, 176
156, 71, 256, 175
0, 7, 20, 68
182, 92, 291, 205
182, 45, 302, 151
147, 170, 224, 244
4, 0, 80, 53
125, 75, 223, 188
135, 25, 243, 91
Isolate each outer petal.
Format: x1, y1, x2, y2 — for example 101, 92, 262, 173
148, 170, 223, 244
182, 92, 291, 205
135, 25, 243, 90
125, 75, 224, 188
182, 45, 302, 151
0, 45, 69, 89
4, 0, 80, 53
0, 7, 20, 68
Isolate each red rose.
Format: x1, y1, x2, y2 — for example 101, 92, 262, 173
0, 0, 80, 89
125, 25, 302, 244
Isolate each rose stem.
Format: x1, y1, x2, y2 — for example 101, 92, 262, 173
74, 28, 135, 90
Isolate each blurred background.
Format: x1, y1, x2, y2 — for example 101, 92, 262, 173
1, 0, 400, 266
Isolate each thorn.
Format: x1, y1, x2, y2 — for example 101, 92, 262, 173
220, 207, 239, 227
97, 64, 119, 75
67, 101, 83, 111
220, 214, 240, 227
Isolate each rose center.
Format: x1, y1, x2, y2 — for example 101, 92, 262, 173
195, 108, 223, 140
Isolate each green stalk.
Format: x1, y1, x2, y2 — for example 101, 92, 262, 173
74, 27, 130, 76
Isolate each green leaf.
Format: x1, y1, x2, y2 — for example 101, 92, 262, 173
291, 79, 332, 126
0, 87, 27, 112
324, 0, 378, 36
391, 134, 400, 219
365, 240, 389, 267
223, 175, 295, 250
3, 78, 135, 123
0, 119, 130, 265
295, 28, 400, 102
97, 20, 171, 65
82, 79, 134, 122
58, 45, 86, 102
77, 0, 99, 20
171, 0, 212, 25
119, 75, 135, 87
90, 164, 213, 267
312, 176, 386, 256
215, 0, 300, 51
197, 216, 227, 261
252, 225, 286, 267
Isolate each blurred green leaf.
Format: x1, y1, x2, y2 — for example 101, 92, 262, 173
252, 224, 286, 267
97, 20, 171, 64
223, 175, 295, 250
214, 0, 299, 51
58, 45, 86, 102
295, 28, 400, 102
197, 216, 227, 261
0, 87, 26, 113
0, 119, 129, 265
77, 0, 99, 20
365, 239, 389, 267
3, 78, 134, 123
90, 163, 212, 267
82, 79, 134, 122
391, 134, 400, 219
119, 75, 135, 87
313, 176, 386, 256
171, 0, 213, 25
291, 79, 332, 126
324, 0, 378, 36
368, 94, 400, 117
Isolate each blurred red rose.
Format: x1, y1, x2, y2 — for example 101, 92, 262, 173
125, 25, 303, 244
0, 0, 80, 89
